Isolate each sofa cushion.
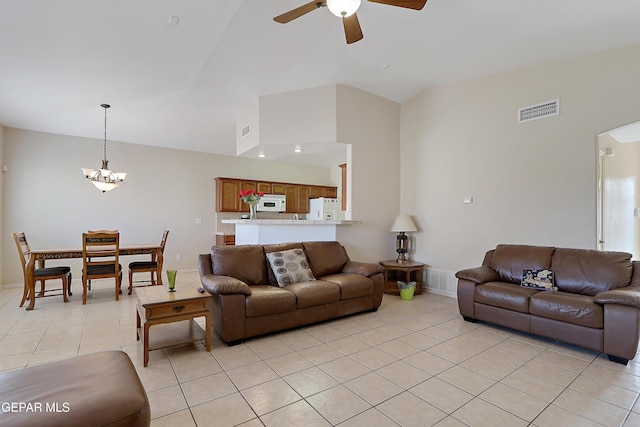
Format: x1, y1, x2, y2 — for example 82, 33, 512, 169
530, 291, 603, 328
552, 248, 633, 296
321, 273, 372, 300
286, 280, 340, 309
491, 244, 555, 285
266, 248, 316, 287
475, 281, 539, 313
211, 245, 268, 286
245, 285, 297, 317
303, 241, 349, 277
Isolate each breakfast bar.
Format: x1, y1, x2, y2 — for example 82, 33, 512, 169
221, 219, 360, 245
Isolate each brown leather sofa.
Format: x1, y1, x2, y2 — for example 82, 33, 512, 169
456, 244, 640, 364
197, 241, 384, 344
0, 350, 150, 426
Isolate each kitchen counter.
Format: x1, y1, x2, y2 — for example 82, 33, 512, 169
221, 219, 360, 245
221, 219, 360, 225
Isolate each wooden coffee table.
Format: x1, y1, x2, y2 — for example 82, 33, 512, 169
136, 284, 211, 367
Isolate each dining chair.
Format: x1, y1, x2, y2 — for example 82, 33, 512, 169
82, 230, 122, 304
128, 230, 169, 295
12, 232, 72, 308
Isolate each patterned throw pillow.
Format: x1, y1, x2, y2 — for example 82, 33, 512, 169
266, 248, 316, 287
521, 269, 555, 290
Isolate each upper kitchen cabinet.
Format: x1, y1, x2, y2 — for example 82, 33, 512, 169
216, 177, 337, 213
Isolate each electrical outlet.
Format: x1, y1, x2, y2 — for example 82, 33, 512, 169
463, 196, 473, 204
195, 217, 202, 224
176, 254, 181, 260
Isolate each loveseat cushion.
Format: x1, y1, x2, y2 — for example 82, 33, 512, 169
245, 285, 296, 317
475, 281, 539, 313
286, 280, 340, 309
491, 244, 555, 285
303, 241, 349, 277
530, 291, 603, 328
552, 248, 632, 296
211, 245, 268, 286
321, 273, 372, 300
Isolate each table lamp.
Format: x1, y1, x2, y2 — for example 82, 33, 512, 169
390, 214, 417, 263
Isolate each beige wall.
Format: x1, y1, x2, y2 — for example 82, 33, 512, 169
0, 127, 334, 285
401, 44, 640, 296
335, 85, 401, 263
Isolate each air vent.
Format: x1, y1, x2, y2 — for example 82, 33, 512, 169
241, 123, 250, 138
518, 99, 559, 123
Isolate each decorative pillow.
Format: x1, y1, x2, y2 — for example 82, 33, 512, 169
521, 269, 555, 290
266, 248, 316, 287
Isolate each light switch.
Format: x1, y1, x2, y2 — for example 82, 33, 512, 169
195, 218, 202, 224
463, 196, 473, 204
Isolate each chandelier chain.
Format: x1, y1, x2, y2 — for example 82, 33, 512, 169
103, 104, 108, 162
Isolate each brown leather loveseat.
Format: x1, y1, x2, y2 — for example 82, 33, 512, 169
197, 241, 384, 344
456, 244, 640, 364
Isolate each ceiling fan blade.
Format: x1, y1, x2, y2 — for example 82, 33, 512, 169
274, 1, 324, 24
343, 13, 363, 44
367, 0, 427, 10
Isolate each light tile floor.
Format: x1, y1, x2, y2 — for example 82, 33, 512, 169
2, 272, 640, 426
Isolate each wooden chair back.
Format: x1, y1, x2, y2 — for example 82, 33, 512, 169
12, 232, 29, 274
82, 230, 121, 303
13, 232, 71, 307
82, 230, 120, 273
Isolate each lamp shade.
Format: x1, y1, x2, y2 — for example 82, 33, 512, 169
390, 214, 417, 232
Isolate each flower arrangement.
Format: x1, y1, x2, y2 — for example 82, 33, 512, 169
238, 189, 264, 204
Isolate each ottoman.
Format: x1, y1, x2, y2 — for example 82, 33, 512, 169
0, 350, 150, 427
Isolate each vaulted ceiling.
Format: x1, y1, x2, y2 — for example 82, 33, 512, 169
1, 0, 640, 165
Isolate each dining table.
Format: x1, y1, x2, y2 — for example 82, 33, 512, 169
24, 244, 163, 310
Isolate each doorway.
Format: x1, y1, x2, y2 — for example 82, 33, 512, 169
597, 121, 640, 257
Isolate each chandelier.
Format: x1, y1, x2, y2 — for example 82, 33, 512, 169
81, 104, 126, 192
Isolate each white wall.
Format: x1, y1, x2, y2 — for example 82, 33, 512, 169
0, 127, 332, 285
401, 44, 640, 296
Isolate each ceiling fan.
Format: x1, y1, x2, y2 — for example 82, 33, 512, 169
274, 0, 428, 44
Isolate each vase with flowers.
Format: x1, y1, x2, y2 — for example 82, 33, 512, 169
238, 189, 264, 220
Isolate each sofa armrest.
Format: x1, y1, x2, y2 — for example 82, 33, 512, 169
342, 261, 384, 277
198, 253, 213, 276
595, 286, 640, 308
201, 275, 252, 295
455, 266, 499, 284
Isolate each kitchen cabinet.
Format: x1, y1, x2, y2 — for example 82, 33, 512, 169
298, 186, 309, 213
324, 187, 338, 198
257, 182, 271, 193
216, 179, 241, 212
215, 177, 337, 213
215, 234, 235, 246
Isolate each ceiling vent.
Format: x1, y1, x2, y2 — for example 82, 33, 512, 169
518, 99, 559, 123
241, 123, 250, 138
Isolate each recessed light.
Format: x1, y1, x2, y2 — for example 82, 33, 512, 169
380, 64, 390, 70
258, 153, 266, 158
294, 147, 303, 153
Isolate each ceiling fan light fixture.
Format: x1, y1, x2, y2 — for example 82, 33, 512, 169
327, 0, 361, 17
